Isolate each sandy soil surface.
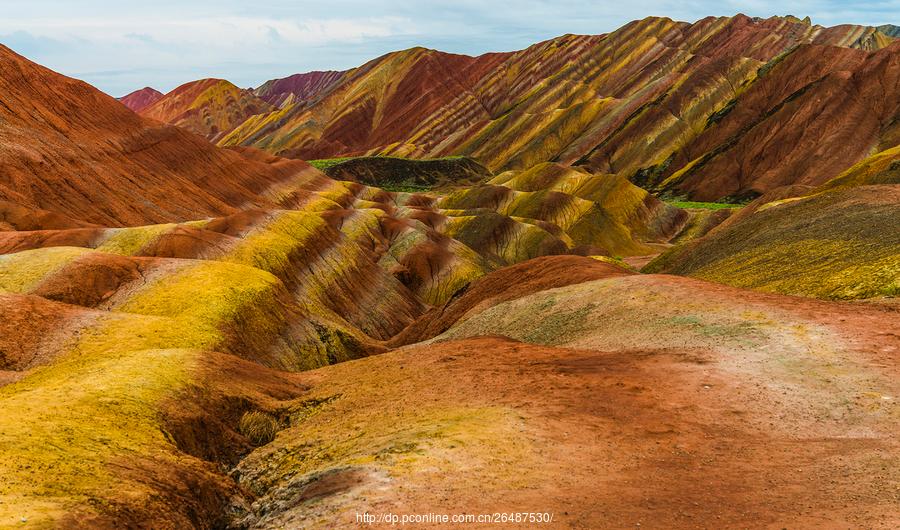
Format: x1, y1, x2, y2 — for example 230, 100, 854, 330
234, 273, 900, 528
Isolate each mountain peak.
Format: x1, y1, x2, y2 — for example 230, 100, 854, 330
118, 86, 163, 112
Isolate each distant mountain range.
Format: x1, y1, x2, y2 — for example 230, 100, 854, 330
122, 14, 899, 201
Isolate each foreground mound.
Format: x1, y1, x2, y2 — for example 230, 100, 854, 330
233, 270, 900, 528
645, 184, 900, 299
2, 242, 898, 527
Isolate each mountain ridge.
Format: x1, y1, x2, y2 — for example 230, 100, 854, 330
0, 44, 318, 226
182, 14, 898, 200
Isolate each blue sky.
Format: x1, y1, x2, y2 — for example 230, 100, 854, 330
1, 1, 897, 96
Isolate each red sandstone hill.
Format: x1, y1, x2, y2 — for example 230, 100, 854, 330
0, 45, 315, 227
118, 86, 162, 112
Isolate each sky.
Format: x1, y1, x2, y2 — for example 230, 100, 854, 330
1, 1, 897, 97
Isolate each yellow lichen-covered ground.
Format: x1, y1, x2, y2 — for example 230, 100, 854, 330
442, 163, 685, 257
645, 185, 900, 299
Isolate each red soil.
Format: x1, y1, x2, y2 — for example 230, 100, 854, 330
30, 252, 164, 308
666, 41, 900, 200
0, 293, 99, 373
0, 45, 314, 226
0, 201, 98, 231
280, 48, 509, 160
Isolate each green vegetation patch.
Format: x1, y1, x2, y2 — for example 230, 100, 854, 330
666, 200, 742, 210
239, 411, 279, 446
309, 155, 465, 171
308, 157, 356, 171
310, 155, 486, 193
379, 182, 434, 193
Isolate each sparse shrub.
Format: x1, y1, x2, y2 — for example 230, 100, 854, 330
239, 411, 278, 446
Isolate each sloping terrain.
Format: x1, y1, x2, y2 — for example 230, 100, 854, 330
654, 40, 900, 200
879, 24, 900, 38
0, 165, 688, 527
0, 189, 459, 525
255, 70, 347, 107
118, 86, 162, 112
231, 258, 900, 528
221, 46, 510, 160
645, 184, 900, 299
441, 163, 687, 256
141, 79, 274, 141
4, 242, 898, 527
211, 15, 897, 200
0, 44, 692, 527
0, 44, 320, 227
816, 144, 900, 191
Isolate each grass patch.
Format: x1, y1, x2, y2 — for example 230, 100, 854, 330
239, 411, 279, 446
666, 200, 742, 210
380, 183, 433, 193
308, 157, 355, 171
308, 155, 465, 172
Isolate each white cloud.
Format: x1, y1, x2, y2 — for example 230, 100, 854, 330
0, 1, 896, 96
0, 15, 413, 46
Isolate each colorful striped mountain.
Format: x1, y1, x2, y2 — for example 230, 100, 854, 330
1, 12, 899, 529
